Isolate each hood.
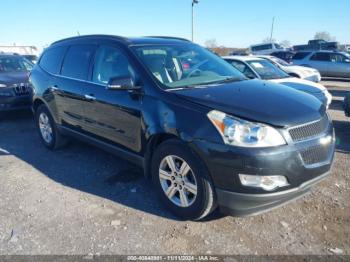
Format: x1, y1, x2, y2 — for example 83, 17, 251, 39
288, 65, 318, 74
0, 71, 29, 85
173, 79, 325, 127
270, 77, 326, 93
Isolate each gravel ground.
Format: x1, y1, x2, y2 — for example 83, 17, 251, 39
0, 80, 349, 255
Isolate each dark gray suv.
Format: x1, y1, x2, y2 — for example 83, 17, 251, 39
0, 54, 33, 112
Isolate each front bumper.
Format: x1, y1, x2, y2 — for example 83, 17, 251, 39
190, 119, 335, 216
217, 171, 329, 216
305, 73, 321, 83
0, 94, 32, 111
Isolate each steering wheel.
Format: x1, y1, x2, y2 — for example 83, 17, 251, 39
185, 59, 209, 78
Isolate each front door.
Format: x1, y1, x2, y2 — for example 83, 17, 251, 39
80, 45, 143, 153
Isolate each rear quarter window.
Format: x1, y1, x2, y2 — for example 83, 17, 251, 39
39, 46, 67, 74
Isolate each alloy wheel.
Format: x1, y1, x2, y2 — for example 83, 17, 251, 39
159, 155, 198, 208
38, 112, 53, 144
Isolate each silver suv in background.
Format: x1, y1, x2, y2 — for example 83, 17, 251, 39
292, 51, 350, 78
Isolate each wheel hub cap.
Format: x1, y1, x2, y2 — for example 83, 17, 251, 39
38, 112, 53, 144
159, 155, 198, 208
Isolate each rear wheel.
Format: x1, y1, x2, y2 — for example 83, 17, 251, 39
151, 139, 217, 220
35, 104, 67, 150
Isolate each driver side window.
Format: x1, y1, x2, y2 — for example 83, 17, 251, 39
92, 46, 135, 84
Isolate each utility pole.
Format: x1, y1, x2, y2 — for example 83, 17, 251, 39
192, 0, 199, 42
270, 16, 275, 42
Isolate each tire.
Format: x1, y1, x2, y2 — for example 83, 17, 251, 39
35, 104, 67, 150
151, 139, 217, 220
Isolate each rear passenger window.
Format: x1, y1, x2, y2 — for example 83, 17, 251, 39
61, 45, 96, 80
310, 52, 331, 62
39, 46, 66, 74
292, 52, 311, 60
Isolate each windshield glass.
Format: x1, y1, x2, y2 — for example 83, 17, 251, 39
0, 56, 33, 73
133, 44, 246, 89
247, 60, 290, 80
270, 57, 290, 66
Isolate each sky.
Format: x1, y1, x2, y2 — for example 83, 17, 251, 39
1, 0, 349, 49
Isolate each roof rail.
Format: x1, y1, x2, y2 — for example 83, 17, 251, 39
146, 36, 191, 42
51, 34, 129, 45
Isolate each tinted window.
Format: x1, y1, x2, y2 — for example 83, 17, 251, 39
39, 46, 66, 74
92, 46, 135, 84
310, 52, 331, 62
252, 44, 273, 52
292, 52, 311, 60
61, 45, 95, 80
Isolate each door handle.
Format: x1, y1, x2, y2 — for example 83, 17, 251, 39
84, 94, 96, 101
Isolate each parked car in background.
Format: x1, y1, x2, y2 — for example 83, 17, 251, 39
292, 51, 350, 78
249, 43, 285, 55
223, 56, 332, 107
23, 55, 39, 64
257, 55, 321, 83
0, 54, 33, 113
30, 35, 335, 220
270, 51, 295, 63
293, 39, 339, 52
344, 92, 350, 116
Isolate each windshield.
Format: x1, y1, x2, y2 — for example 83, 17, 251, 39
133, 44, 246, 89
0, 56, 33, 73
247, 60, 290, 80
270, 57, 290, 66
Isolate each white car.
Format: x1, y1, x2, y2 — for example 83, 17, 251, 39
249, 43, 286, 55
223, 56, 332, 108
257, 55, 321, 83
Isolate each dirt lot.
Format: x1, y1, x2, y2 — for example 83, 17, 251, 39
0, 80, 349, 256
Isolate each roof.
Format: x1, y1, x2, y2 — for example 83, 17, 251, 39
51, 35, 191, 47
255, 55, 275, 59
222, 55, 265, 62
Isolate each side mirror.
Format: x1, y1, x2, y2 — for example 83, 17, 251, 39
106, 76, 140, 90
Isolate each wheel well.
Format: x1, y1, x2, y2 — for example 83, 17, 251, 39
33, 99, 45, 113
144, 133, 178, 178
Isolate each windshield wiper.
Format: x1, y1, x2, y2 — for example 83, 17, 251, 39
169, 77, 243, 90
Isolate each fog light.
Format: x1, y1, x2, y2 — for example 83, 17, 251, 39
239, 174, 289, 191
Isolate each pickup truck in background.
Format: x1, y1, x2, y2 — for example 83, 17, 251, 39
293, 39, 339, 51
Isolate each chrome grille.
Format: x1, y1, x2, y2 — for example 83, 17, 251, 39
300, 144, 332, 166
289, 115, 329, 142
13, 83, 30, 96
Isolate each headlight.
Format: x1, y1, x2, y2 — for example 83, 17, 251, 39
0, 84, 8, 88
207, 110, 286, 147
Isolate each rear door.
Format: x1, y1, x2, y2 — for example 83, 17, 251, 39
308, 52, 331, 76
55, 44, 97, 130
80, 45, 143, 153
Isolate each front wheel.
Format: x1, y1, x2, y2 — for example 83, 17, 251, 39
151, 139, 217, 220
